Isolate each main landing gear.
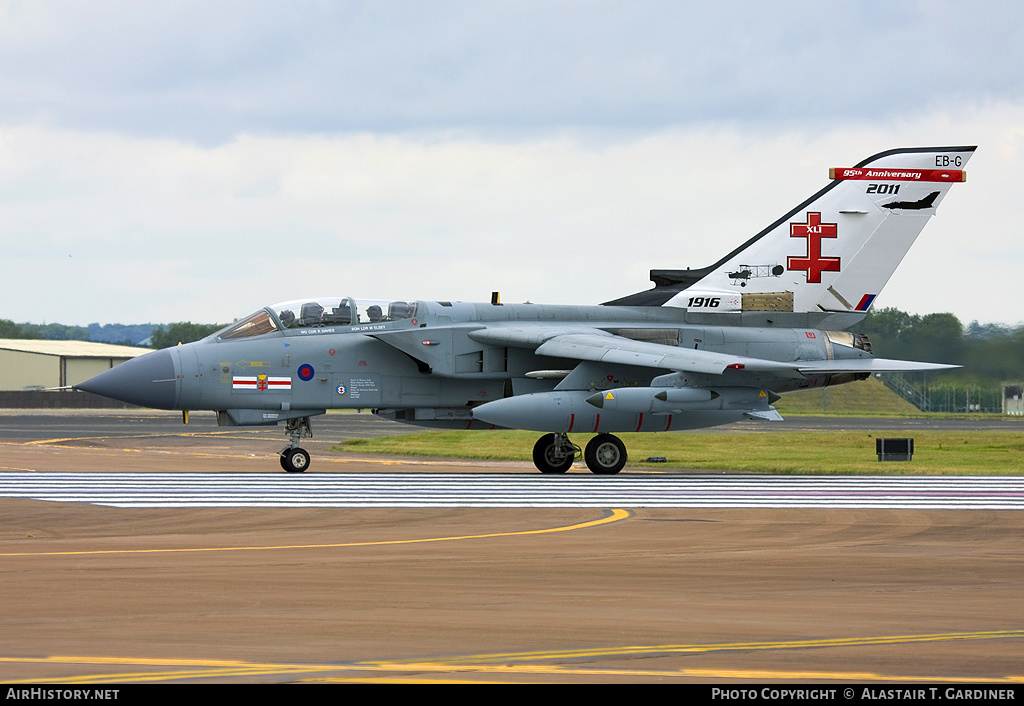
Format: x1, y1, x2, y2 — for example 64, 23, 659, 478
280, 416, 313, 473
532, 432, 628, 475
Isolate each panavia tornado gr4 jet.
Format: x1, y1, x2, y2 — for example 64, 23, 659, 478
78, 145, 973, 474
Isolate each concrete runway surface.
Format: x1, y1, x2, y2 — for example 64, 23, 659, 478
1, 410, 1022, 684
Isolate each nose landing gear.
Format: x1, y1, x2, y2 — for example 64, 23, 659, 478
280, 446, 311, 473
280, 416, 313, 473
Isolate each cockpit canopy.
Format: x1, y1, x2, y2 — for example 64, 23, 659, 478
217, 297, 418, 340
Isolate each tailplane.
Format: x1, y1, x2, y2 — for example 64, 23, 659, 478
607, 146, 974, 315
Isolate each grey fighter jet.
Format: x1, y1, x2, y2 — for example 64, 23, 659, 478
77, 146, 974, 474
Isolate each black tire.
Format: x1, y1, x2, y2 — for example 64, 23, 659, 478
584, 434, 626, 475
532, 433, 574, 474
281, 447, 311, 473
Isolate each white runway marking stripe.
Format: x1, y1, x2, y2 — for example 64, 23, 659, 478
2, 473, 1023, 509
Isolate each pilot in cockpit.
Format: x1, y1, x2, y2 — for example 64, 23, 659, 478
299, 302, 324, 326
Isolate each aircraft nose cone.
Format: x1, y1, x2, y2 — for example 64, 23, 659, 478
76, 348, 178, 409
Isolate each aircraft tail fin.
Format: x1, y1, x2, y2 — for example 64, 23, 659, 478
606, 146, 975, 315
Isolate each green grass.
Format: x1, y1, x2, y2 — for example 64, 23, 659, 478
335, 429, 1024, 475
774, 376, 921, 414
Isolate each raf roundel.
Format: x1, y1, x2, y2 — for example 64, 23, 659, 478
298, 364, 315, 381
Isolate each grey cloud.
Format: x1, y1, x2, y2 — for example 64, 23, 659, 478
1, 0, 1022, 143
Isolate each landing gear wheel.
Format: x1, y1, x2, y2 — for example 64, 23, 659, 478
533, 433, 575, 474
279, 416, 314, 473
584, 434, 627, 475
280, 447, 311, 473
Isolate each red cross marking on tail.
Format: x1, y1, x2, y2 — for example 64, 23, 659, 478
788, 212, 840, 283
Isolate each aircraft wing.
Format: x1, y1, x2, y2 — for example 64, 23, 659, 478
471, 328, 958, 377
533, 333, 802, 376
469, 327, 794, 374
794, 359, 959, 373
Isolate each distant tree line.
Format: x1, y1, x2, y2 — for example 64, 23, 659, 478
858, 307, 1024, 411
859, 308, 1024, 382
3, 306, 1022, 393
149, 322, 226, 349
0, 319, 154, 346
0, 319, 225, 348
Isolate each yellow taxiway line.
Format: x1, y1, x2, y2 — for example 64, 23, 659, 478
2, 631, 1022, 683
0, 509, 631, 557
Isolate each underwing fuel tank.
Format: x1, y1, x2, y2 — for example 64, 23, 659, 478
471, 387, 779, 433
585, 386, 717, 414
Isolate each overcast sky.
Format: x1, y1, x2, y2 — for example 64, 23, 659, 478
2, 0, 1022, 326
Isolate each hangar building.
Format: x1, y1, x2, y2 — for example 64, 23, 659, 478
0, 339, 147, 391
